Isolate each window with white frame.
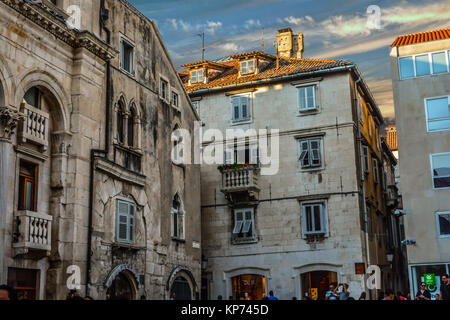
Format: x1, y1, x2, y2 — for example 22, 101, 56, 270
232, 208, 255, 241
190, 69, 204, 83
362, 146, 370, 173
399, 50, 450, 80
116, 200, 135, 243
431, 153, 450, 189
160, 78, 168, 101
298, 138, 322, 169
172, 91, 179, 108
172, 194, 185, 240
298, 85, 317, 112
425, 96, 450, 132
231, 95, 251, 122
121, 39, 134, 75
373, 158, 379, 184
240, 60, 255, 75
436, 212, 450, 237
302, 202, 327, 237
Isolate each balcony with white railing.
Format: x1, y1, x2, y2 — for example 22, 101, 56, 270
13, 210, 52, 256
19, 103, 49, 150
220, 164, 260, 201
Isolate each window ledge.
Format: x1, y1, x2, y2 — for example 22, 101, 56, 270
232, 238, 258, 245
111, 242, 145, 250
172, 237, 186, 243
297, 108, 320, 116
298, 166, 324, 173
230, 119, 252, 126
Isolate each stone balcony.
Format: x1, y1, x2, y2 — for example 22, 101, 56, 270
19, 102, 50, 150
13, 210, 52, 257
385, 184, 399, 208
220, 164, 260, 202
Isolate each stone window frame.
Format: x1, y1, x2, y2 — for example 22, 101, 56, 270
232, 207, 257, 244
300, 200, 329, 239
296, 135, 324, 171
159, 75, 170, 104
171, 193, 186, 242
113, 96, 142, 152
120, 37, 135, 77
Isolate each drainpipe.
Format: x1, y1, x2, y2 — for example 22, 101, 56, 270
354, 75, 371, 294
86, 0, 111, 296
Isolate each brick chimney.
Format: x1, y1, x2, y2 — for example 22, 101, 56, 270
276, 28, 304, 59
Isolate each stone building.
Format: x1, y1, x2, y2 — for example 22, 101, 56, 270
181, 28, 406, 300
390, 27, 450, 299
0, 0, 201, 300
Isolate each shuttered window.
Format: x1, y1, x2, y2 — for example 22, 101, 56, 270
116, 200, 134, 243
298, 138, 322, 169
231, 95, 251, 122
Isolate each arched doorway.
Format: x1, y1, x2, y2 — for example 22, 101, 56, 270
301, 270, 338, 300
232, 274, 266, 300
106, 271, 136, 300
170, 276, 192, 300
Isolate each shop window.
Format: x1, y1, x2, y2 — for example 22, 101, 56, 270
7, 268, 38, 300
232, 274, 266, 300
116, 200, 134, 243
232, 208, 255, 242
18, 161, 38, 211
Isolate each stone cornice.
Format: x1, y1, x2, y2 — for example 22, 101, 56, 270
1, 0, 117, 61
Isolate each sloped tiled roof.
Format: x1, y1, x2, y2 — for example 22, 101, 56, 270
391, 28, 450, 47
386, 126, 398, 151
181, 56, 353, 93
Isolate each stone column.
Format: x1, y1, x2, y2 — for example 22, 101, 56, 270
0, 105, 22, 284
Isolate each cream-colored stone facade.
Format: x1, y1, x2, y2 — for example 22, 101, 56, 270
0, 0, 201, 300
390, 36, 450, 297
187, 46, 404, 299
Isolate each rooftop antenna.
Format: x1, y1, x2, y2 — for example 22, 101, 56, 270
273, 39, 280, 69
262, 27, 264, 51
197, 32, 205, 60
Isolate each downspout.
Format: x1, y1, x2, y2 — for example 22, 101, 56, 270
86, 0, 111, 296
354, 75, 371, 295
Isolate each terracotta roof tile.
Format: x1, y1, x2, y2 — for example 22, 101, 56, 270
391, 27, 450, 47
182, 55, 352, 93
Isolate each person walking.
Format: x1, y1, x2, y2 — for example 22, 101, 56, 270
440, 274, 449, 300
415, 282, 431, 300
268, 291, 279, 300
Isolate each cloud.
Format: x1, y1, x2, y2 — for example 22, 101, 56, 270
218, 42, 241, 53
205, 21, 223, 35
166, 18, 195, 32
283, 15, 315, 26
245, 19, 261, 29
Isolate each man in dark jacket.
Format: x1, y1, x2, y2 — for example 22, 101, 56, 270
440, 274, 449, 300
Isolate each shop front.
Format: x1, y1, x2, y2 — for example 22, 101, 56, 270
232, 274, 266, 300
7, 268, 38, 300
410, 263, 450, 300
300, 270, 338, 300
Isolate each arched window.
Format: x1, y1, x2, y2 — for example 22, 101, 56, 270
127, 107, 136, 147
172, 194, 184, 240
116, 100, 125, 144
23, 87, 41, 109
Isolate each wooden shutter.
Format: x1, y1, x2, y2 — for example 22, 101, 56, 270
299, 141, 309, 167
310, 139, 321, 167
233, 211, 244, 234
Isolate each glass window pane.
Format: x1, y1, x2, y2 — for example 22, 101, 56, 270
313, 205, 321, 231
306, 86, 314, 108
399, 57, 414, 79
25, 181, 32, 210
432, 52, 447, 74
299, 88, 306, 110
428, 119, 450, 131
415, 54, 431, 76
438, 214, 450, 235
119, 223, 127, 240
305, 206, 312, 232
432, 154, 450, 188
191, 71, 197, 83
427, 97, 450, 120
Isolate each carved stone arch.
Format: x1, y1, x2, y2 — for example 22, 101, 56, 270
14, 69, 70, 133
105, 264, 139, 300
166, 266, 198, 300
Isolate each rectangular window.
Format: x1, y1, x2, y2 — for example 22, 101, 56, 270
302, 202, 327, 236
362, 146, 370, 173
172, 92, 179, 108
431, 153, 450, 189
298, 86, 316, 111
231, 95, 251, 122
233, 208, 255, 241
160, 79, 168, 100
373, 158, 379, 184
224, 144, 259, 166
18, 161, 37, 211
432, 52, 448, 74
426, 96, 450, 132
121, 39, 134, 74
415, 54, 431, 76
399, 56, 415, 79
116, 200, 135, 243
399, 50, 450, 79
299, 138, 322, 169
436, 212, 450, 237
240, 60, 255, 74
190, 69, 204, 83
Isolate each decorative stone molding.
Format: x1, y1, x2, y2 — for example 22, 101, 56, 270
0, 105, 23, 141
1, 0, 117, 61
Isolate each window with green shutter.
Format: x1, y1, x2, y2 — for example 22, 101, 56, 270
116, 200, 135, 243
